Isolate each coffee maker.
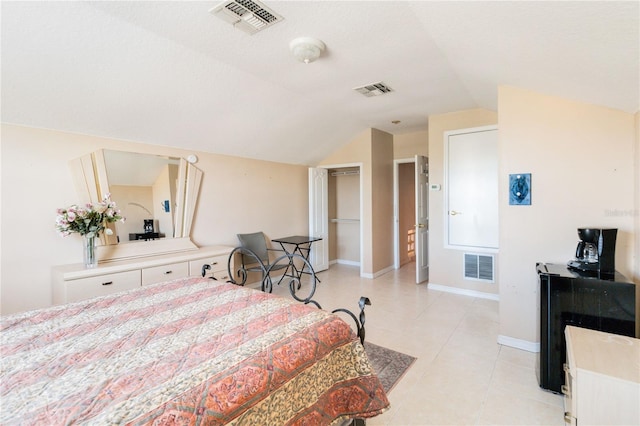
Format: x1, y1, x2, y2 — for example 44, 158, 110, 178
143, 219, 154, 234
567, 228, 617, 276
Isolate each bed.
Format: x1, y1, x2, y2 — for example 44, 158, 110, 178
1, 274, 388, 425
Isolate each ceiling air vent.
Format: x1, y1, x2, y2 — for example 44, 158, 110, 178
210, 0, 283, 35
353, 82, 394, 97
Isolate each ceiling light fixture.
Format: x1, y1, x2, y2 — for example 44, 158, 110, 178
289, 37, 325, 64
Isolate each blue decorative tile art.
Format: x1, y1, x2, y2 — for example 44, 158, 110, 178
509, 173, 531, 205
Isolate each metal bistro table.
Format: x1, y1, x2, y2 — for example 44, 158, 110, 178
271, 236, 322, 283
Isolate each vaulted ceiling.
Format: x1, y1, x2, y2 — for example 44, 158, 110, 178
2, 1, 638, 165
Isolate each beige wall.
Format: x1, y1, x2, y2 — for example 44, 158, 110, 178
1, 124, 309, 314
394, 130, 428, 159
371, 129, 395, 273
427, 109, 499, 294
498, 86, 638, 345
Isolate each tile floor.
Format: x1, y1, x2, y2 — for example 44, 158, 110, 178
271, 262, 565, 425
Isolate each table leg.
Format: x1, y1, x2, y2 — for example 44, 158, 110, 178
273, 242, 295, 286
291, 243, 321, 283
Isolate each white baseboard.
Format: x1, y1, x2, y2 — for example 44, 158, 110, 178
361, 264, 395, 279
498, 334, 540, 353
428, 283, 500, 301
336, 259, 360, 267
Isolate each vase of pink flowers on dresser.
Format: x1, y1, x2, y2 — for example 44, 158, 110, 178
55, 194, 125, 268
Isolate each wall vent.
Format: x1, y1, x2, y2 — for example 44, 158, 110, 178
353, 82, 394, 97
210, 0, 283, 35
464, 253, 494, 282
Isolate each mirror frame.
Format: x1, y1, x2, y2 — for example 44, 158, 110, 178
69, 149, 203, 262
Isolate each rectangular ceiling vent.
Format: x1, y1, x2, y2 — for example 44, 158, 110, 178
210, 0, 283, 35
464, 253, 495, 283
353, 82, 394, 97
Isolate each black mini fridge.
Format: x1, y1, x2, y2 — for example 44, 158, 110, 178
537, 263, 636, 393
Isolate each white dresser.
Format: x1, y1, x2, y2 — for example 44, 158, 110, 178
52, 245, 234, 304
563, 325, 640, 426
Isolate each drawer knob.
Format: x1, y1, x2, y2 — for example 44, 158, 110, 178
102, 281, 114, 286
163, 270, 173, 275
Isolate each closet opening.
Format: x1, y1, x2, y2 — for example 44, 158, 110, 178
328, 167, 361, 267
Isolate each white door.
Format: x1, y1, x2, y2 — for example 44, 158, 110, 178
308, 168, 329, 272
445, 126, 499, 249
415, 155, 429, 283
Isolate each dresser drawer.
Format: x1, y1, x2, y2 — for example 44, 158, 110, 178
142, 262, 189, 285
53, 245, 234, 304
192, 254, 231, 280
65, 270, 141, 303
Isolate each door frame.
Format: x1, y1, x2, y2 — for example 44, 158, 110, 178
393, 158, 415, 269
311, 162, 364, 275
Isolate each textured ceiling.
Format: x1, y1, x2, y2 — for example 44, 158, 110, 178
2, 1, 638, 165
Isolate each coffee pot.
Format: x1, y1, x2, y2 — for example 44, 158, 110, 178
583, 243, 598, 263
568, 228, 617, 275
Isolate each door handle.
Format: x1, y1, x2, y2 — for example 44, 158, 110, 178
415, 223, 425, 228
450, 210, 462, 216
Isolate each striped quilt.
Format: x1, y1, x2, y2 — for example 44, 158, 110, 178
1, 276, 389, 425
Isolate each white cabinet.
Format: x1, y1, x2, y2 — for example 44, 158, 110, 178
563, 326, 640, 426
53, 245, 233, 304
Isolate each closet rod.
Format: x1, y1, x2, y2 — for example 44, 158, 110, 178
330, 170, 359, 176
330, 218, 360, 223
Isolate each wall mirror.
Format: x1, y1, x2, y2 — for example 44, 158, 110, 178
70, 149, 203, 262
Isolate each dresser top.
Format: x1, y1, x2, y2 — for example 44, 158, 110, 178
566, 325, 640, 384
53, 245, 233, 280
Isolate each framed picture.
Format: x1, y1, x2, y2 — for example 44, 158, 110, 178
509, 173, 531, 205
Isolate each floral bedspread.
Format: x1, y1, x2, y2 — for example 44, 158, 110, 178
0, 276, 388, 425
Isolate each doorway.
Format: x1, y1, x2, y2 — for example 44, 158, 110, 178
394, 156, 429, 283
309, 164, 363, 275
397, 162, 416, 266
